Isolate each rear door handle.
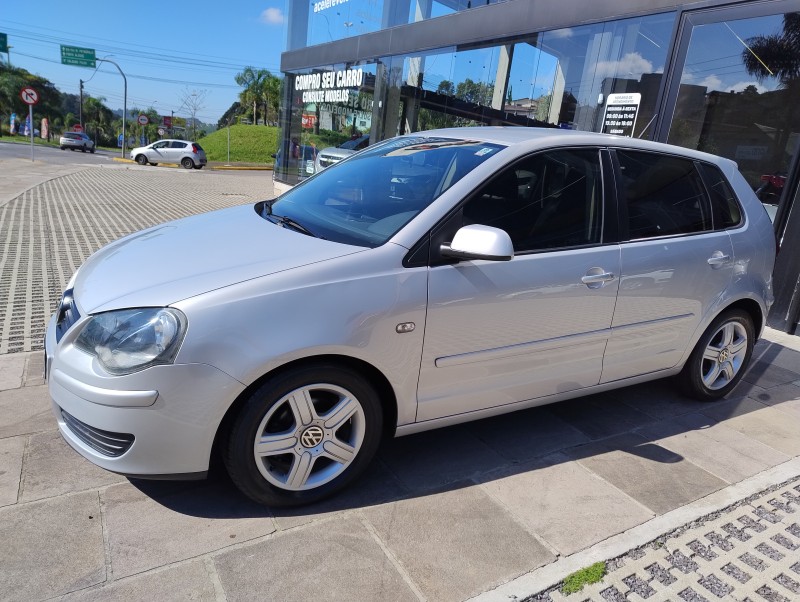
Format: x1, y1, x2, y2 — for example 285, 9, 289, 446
581, 268, 615, 289
707, 251, 731, 268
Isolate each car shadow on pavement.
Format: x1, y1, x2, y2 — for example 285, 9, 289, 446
127, 339, 800, 521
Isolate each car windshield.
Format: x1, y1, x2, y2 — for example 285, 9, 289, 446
261, 136, 505, 247
339, 136, 368, 150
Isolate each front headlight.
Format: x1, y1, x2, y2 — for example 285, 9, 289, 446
75, 308, 187, 375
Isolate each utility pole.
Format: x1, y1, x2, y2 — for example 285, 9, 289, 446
171, 110, 174, 137
79, 79, 84, 129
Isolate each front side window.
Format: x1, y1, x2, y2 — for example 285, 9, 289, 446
265, 136, 505, 247
616, 150, 712, 239
461, 149, 603, 252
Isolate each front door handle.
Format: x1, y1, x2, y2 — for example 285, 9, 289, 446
707, 251, 731, 268
581, 268, 615, 289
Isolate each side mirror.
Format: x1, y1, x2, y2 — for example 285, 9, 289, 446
270, 153, 277, 159
440, 225, 514, 262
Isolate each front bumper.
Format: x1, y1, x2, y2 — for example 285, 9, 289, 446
45, 314, 246, 477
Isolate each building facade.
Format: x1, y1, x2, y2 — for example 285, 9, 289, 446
275, 0, 800, 334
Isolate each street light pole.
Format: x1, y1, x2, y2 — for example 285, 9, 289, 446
97, 58, 127, 158
6, 45, 11, 68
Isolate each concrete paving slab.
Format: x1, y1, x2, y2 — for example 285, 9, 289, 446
270, 457, 407, 531
747, 382, 800, 417
364, 485, 555, 601
549, 394, 657, 440
743, 358, 800, 388
59, 559, 218, 601
639, 413, 790, 484
571, 433, 728, 514
480, 453, 653, 555
379, 424, 507, 492
0, 385, 55, 438
466, 406, 590, 463
214, 516, 418, 602
0, 491, 105, 601
0, 353, 26, 391
0, 435, 25, 507
19, 431, 126, 503
102, 480, 276, 579
595, 379, 700, 420
702, 398, 800, 456
753, 339, 800, 374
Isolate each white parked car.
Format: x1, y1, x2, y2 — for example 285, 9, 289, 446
46, 127, 776, 507
130, 139, 207, 169
59, 132, 95, 153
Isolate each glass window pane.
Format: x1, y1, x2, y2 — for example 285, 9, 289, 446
617, 150, 712, 239
462, 149, 603, 251
667, 13, 800, 216
698, 163, 743, 229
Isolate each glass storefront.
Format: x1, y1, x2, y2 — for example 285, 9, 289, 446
667, 12, 800, 220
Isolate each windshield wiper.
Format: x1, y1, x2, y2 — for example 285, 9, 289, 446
267, 213, 321, 238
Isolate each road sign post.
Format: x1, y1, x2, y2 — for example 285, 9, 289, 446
20, 86, 39, 162
60, 45, 96, 68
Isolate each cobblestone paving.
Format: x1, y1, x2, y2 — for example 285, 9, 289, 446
533, 478, 800, 602
0, 167, 272, 354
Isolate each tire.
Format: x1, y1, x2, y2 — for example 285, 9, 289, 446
181, 157, 194, 169
135, 155, 148, 165
90, 147, 95, 154
223, 363, 383, 507
678, 309, 755, 401
81, 146, 87, 153
60, 146, 66, 150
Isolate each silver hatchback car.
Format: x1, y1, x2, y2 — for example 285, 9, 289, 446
45, 128, 775, 507
130, 139, 207, 169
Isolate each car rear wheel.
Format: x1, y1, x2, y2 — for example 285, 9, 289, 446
135, 155, 148, 165
60, 146, 66, 150
181, 157, 194, 169
223, 364, 383, 507
82, 146, 87, 153
678, 309, 755, 401
90, 147, 95, 154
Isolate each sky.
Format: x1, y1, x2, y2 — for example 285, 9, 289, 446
1, 0, 288, 124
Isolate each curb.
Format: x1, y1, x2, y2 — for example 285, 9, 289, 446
111, 157, 273, 171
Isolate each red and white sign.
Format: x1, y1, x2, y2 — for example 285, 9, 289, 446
20, 86, 40, 105
137, 114, 149, 126
301, 113, 317, 129
163, 116, 172, 128
72, 124, 83, 132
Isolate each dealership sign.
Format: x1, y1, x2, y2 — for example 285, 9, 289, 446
601, 93, 641, 137
296, 68, 364, 103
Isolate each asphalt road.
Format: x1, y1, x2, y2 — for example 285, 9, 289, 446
0, 139, 126, 165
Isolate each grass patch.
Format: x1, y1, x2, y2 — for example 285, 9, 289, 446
561, 562, 606, 595
199, 124, 279, 164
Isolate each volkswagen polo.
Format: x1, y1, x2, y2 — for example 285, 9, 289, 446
45, 128, 776, 507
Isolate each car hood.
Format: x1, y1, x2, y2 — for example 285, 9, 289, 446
73, 204, 365, 313
318, 147, 356, 160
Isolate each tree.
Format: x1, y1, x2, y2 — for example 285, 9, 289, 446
178, 89, 207, 140
260, 74, 281, 125
235, 66, 268, 123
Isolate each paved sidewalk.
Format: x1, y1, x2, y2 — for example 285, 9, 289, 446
0, 157, 799, 601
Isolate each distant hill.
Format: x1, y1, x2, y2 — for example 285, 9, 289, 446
200, 124, 279, 163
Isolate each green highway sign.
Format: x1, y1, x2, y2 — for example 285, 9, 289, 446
60, 45, 96, 68
0, 33, 8, 54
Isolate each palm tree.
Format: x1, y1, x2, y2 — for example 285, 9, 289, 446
261, 74, 281, 125
235, 66, 269, 124
742, 14, 800, 167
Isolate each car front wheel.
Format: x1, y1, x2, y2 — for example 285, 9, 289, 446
135, 155, 148, 165
678, 309, 755, 401
181, 157, 194, 169
223, 364, 383, 507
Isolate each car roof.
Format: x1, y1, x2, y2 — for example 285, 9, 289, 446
407, 126, 737, 168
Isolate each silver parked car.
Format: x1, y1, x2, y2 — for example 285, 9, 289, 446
130, 139, 207, 169
314, 134, 369, 172
45, 128, 776, 507
59, 131, 95, 153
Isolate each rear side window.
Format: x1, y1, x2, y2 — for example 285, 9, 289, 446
616, 150, 711, 239
698, 163, 743, 228
193, 143, 204, 151
170, 141, 187, 149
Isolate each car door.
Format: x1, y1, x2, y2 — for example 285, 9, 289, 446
416, 148, 621, 422
169, 141, 188, 164
600, 149, 735, 383
147, 141, 170, 162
